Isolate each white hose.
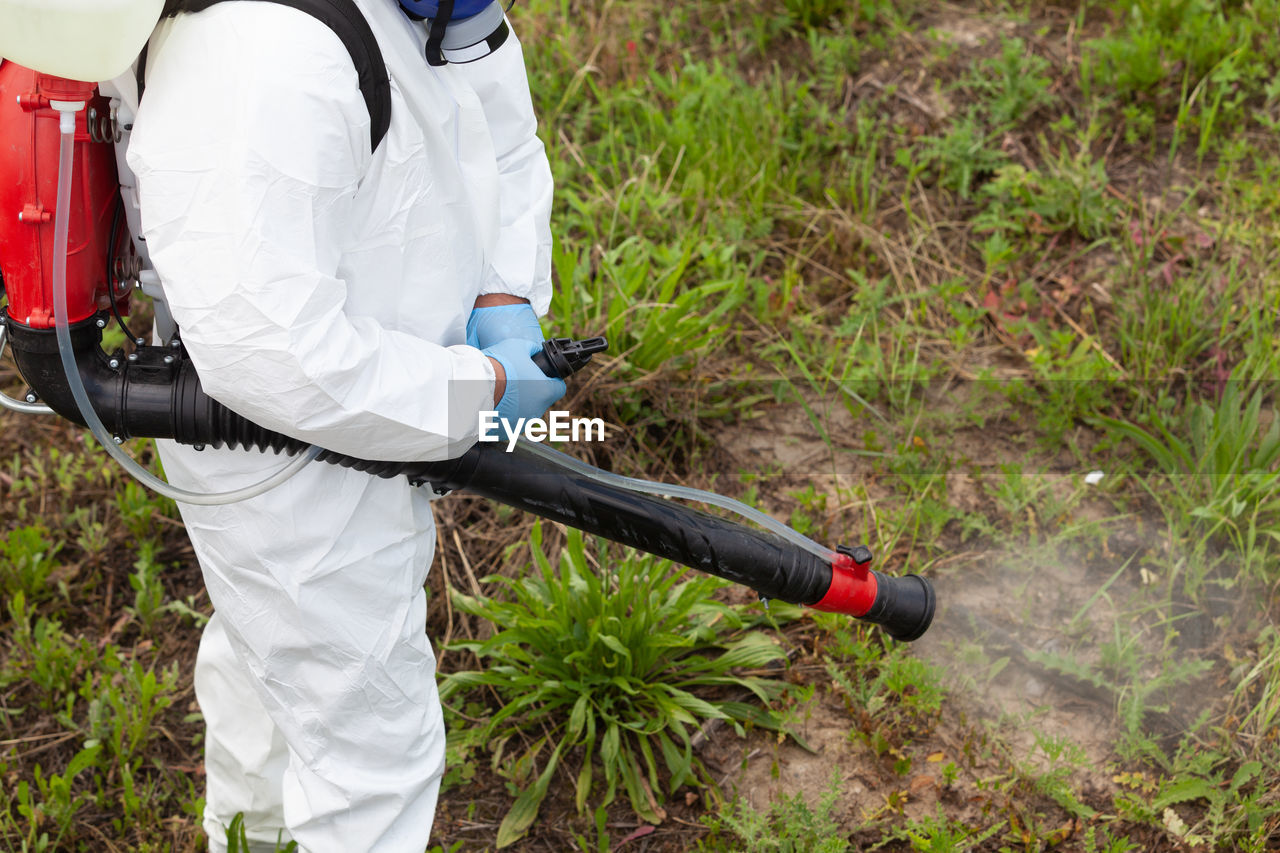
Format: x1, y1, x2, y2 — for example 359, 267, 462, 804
519, 439, 836, 560
50, 106, 319, 506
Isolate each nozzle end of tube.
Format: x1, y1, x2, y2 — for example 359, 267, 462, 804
864, 573, 935, 642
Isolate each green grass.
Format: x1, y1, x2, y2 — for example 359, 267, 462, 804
4, 0, 1280, 849
697, 769, 851, 852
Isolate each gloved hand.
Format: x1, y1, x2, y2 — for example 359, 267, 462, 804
467, 302, 544, 350
482, 337, 567, 427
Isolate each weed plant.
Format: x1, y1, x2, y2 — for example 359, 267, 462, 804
877, 807, 1002, 852
697, 769, 849, 852
0, 438, 199, 850
440, 525, 794, 847
1098, 377, 1280, 589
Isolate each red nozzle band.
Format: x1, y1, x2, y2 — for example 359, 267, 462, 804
811, 550, 878, 616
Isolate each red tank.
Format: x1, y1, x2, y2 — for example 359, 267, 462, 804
0, 62, 128, 329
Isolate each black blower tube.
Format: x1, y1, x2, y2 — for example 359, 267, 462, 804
2, 313, 934, 639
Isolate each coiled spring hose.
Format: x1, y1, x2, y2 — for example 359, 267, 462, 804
48, 105, 319, 506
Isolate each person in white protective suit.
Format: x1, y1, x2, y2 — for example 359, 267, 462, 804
120, 1, 563, 850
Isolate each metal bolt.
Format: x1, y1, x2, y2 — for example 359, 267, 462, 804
95, 317, 107, 328
113, 435, 124, 445
134, 337, 146, 347
170, 339, 182, 349
127, 352, 138, 362
108, 358, 120, 369
193, 444, 206, 452
163, 355, 175, 365
24, 393, 37, 404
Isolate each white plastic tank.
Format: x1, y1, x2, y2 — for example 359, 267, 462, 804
0, 0, 164, 82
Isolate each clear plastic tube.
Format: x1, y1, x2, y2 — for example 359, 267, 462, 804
519, 439, 836, 560
50, 107, 319, 505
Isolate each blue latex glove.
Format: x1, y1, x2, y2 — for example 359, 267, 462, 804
466, 302, 544, 350
482, 338, 567, 427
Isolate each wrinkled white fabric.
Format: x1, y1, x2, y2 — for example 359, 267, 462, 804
125, 1, 553, 850
172, 452, 443, 853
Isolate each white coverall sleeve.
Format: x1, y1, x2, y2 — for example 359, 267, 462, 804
126, 10, 497, 462
452, 25, 555, 315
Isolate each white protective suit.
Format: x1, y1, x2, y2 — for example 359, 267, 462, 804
124, 1, 553, 850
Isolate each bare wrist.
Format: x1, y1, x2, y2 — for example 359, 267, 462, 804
487, 356, 506, 406
473, 294, 530, 309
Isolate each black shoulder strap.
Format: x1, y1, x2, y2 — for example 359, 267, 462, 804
141, 0, 392, 152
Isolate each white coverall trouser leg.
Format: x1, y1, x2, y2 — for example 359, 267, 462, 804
159, 440, 444, 853
127, 7, 553, 846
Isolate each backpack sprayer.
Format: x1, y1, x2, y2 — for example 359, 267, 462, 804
0, 40, 935, 641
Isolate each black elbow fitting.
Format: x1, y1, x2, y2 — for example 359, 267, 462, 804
3, 315, 300, 453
